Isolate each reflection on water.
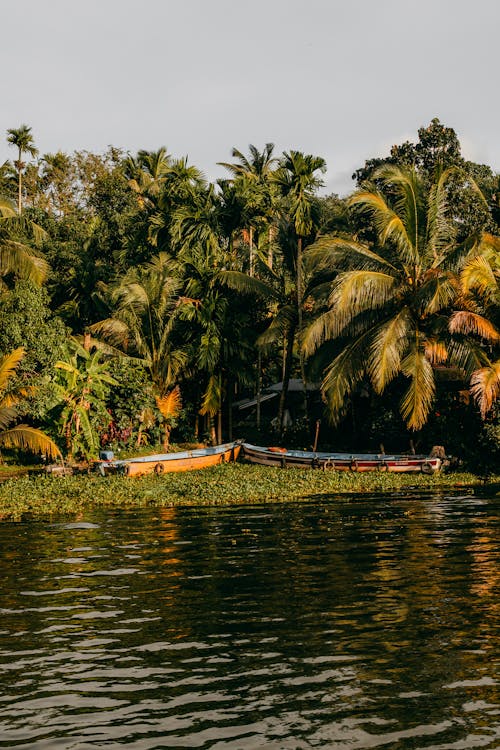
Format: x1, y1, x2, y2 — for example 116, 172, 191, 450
0, 492, 498, 749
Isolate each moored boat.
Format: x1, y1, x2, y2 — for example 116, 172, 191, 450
96, 441, 242, 477
241, 443, 442, 473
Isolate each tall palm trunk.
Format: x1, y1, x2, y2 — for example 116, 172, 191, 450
278, 324, 296, 437
296, 236, 309, 422
256, 350, 262, 431
268, 226, 273, 269
17, 147, 22, 215
217, 410, 222, 443
249, 226, 254, 276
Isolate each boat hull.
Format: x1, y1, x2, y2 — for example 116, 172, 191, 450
97, 442, 241, 477
241, 443, 442, 473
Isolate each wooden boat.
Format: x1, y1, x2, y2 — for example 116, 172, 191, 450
241, 443, 442, 473
96, 441, 242, 477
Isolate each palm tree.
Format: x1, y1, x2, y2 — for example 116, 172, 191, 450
304, 164, 497, 431
6, 125, 38, 215
221, 219, 321, 436
172, 186, 254, 442
124, 147, 172, 208
91, 253, 186, 397
148, 157, 206, 252
219, 143, 278, 273
272, 151, 326, 420
0, 347, 60, 460
54, 339, 118, 459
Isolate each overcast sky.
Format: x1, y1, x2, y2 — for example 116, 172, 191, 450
2, 0, 499, 196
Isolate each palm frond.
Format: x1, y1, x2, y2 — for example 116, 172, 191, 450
419, 273, 457, 315
156, 386, 182, 418
426, 167, 456, 261
400, 347, 436, 430
449, 311, 500, 342
199, 375, 221, 417
0, 425, 61, 459
322, 329, 372, 424
461, 250, 499, 302
0, 241, 48, 284
470, 360, 500, 418
329, 270, 397, 321
302, 308, 340, 355
90, 318, 132, 349
348, 190, 416, 266
424, 340, 448, 364
219, 270, 281, 301
306, 235, 397, 273
0, 405, 18, 430
0, 198, 17, 218
368, 307, 412, 393
257, 305, 296, 348
0, 347, 25, 392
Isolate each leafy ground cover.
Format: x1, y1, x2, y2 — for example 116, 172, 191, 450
0, 463, 493, 521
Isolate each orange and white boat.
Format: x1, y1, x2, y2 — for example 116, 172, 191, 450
97, 441, 242, 477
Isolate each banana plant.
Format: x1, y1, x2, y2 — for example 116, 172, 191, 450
53, 339, 117, 460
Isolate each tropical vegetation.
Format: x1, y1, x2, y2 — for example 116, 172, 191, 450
0, 117, 498, 473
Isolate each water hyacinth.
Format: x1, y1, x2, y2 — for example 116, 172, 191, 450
0, 463, 486, 521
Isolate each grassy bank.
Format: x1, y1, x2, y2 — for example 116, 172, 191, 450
0, 463, 494, 521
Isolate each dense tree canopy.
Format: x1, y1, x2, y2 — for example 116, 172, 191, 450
0, 118, 498, 466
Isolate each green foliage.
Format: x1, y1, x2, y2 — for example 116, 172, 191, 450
0, 124, 498, 465
0, 281, 67, 419
51, 339, 118, 459
0, 464, 487, 522
305, 165, 498, 431
103, 359, 156, 450
0, 348, 61, 462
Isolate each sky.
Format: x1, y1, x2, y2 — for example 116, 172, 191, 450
2, 0, 499, 196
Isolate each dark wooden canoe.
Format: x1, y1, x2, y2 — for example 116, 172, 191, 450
241, 443, 442, 473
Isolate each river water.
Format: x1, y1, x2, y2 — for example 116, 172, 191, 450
0, 491, 498, 749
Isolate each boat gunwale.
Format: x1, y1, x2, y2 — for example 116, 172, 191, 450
241, 442, 438, 462
99, 441, 240, 469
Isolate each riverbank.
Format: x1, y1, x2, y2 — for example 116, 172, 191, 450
0, 463, 495, 521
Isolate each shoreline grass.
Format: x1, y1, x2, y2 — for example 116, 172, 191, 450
0, 463, 496, 521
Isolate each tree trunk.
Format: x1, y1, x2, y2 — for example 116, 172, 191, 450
296, 236, 308, 423
162, 424, 171, 451
209, 416, 217, 445
17, 147, 22, 215
256, 350, 262, 431
278, 325, 295, 438
217, 409, 222, 444
227, 380, 233, 441
249, 226, 254, 277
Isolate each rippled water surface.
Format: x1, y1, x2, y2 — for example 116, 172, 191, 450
0, 491, 498, 749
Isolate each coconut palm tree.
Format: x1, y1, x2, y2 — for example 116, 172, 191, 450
272, 151, 326, 420
219, 143, 278, 273
91, 253, 186, 397
0, 347, 60, 460
304, 164, 497, 431
6, 125, 38, 215
172, 186, 254, 442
